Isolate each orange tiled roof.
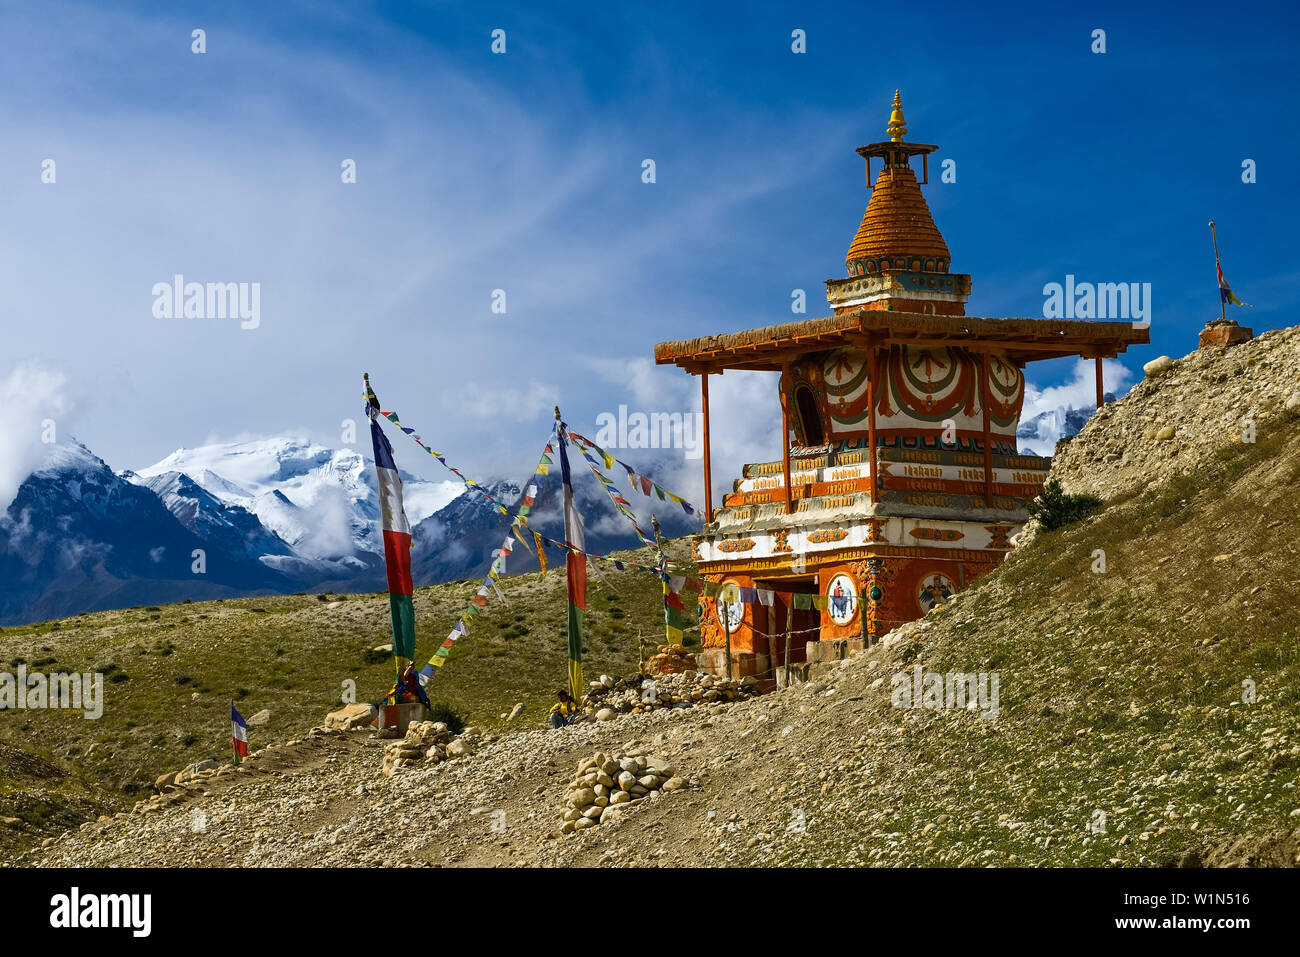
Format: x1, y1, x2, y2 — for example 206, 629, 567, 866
845, 164, 950, 270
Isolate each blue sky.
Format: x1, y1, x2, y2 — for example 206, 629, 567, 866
2, 0, 1297, 507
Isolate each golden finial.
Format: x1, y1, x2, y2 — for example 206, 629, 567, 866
886, 89, 908, 142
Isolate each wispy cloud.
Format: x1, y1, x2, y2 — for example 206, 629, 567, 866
0, 362, 73, 510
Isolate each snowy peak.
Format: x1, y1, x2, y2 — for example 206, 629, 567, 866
135, 436, 460, 560
1017, 396, 1114, 456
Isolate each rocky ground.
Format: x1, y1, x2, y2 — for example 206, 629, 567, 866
1051, 325, 1300, 501
20, 572, 1300, 869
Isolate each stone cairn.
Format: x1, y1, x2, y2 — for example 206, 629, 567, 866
584, 670, 759, 720
381, 721, 477, 777
645, 642, 696, 674
562, 750, 685, 834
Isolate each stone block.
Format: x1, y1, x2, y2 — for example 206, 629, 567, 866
1199, 322, 1253, 349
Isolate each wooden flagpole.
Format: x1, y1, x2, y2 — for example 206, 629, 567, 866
1210, 220, 1227, 324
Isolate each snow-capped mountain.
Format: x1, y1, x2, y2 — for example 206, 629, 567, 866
127, 469, 296, 562
1016, 396, 1114, 456
0, 435, 702, 625
133, 438, 460, 561
0, 441, 299, 624
411, 459, 699, 585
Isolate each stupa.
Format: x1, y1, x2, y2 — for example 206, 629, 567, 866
653, 93, 1149, 680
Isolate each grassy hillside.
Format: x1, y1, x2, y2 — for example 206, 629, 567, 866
7, 374, 1300, 867
735, 421, 1300, 866
20, 419, 1299, 868
0, 539, 695, 858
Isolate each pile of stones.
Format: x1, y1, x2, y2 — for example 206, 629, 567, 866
644, 642, 697, 675
585, 670, 760, 720
562, 750, 685, 833
381, 721, 477, 777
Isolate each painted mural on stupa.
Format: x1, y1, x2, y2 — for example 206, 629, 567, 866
654, 92, 1148, 681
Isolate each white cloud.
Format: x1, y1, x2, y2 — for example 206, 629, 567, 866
580, 355, 780, 513
0, 362, 73, 511
1022, 358, 1134, 421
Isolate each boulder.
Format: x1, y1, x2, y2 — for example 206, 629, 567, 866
325, 703, 378, 731
507, 702, 525, 721
1143, 356, 1174, 377
595, 708, 615, 722
569, 788, 597, 809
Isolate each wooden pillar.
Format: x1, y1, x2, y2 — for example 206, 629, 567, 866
700, 372, 714, 520
980, 351, 994, 507
866, 347, 879, 504
1094, 356, 1104, 410
780, 362, 793, 515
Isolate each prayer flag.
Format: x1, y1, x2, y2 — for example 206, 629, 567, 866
231, 705, 248, 761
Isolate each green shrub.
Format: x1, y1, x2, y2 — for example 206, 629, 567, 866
1026, 480, 1103, 530
425, 701, 466, 735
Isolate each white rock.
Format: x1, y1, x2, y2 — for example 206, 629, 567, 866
1143, 355, 1174, 376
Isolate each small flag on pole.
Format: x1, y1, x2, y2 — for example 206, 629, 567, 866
1210, 220, 1252, 315
231, 705, 248, 761
1216, 262, 1251, 308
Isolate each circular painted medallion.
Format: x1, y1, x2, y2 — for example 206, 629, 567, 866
917, 573, 955, 613
826, 574, 859, 625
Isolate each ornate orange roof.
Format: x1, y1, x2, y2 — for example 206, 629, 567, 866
845, 92, 950, 273
846, 165, 950, 268
654, 310, 1150, 371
